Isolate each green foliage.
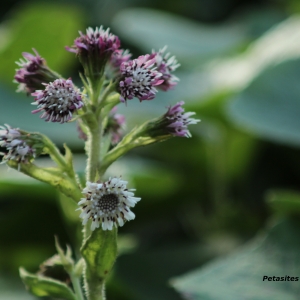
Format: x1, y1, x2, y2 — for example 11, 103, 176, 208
112, 8, 246, 67
19, 267, 76, 300
266, 190, 300, 215
171, 219, 300, 300
0, 2, 85, 86
227, 59, 300, 147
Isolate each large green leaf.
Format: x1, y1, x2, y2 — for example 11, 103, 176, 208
227, 59, 300, 147
19, 268, 76, 300
112, 8, 246, 66
115, 243, 217, 300
171, 219, 300, 300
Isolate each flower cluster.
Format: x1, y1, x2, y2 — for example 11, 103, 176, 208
77, 178, 140, 231
10, 26, 199, 233
31, 78, 83, 123
14, 49, 60, 94
0, 125, 35, 165
119, 54, 164, 102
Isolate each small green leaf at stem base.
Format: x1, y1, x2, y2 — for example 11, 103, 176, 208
19, 267, 76, 300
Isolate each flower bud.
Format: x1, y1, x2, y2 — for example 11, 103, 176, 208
14, 49, 60, 94
0, 125, 36, 166
66, 27, 120, 81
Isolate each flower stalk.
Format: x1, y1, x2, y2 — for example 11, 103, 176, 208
7, 25, 199, 300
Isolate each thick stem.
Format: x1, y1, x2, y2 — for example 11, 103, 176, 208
87, 283, 105, 300
86, 126, 101, 182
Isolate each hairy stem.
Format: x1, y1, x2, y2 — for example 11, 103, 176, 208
7, 161, 81, 203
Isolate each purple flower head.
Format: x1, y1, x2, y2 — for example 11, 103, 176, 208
31, 78, 84, 123
14, 49, 60, 94
0, 125, 35, 165
105, 107, 126, 145
119, 54, 164, 103
164, 101, 200, 137
152, 46, 180, 91
66, 27, 120, 79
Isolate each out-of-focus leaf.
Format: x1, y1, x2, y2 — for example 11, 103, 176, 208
0, 274, 35, 300
266, 190, 300, 215
107, 158, 182, 199
116, 243, 217, 300
206, 16, 300, 93
171, 219, 300, 300
0, 2, 85, 86
226, 59, 300, 147
112, 8, 246, 66
19, 268, 76, 300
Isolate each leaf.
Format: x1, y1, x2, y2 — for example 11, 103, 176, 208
19, 267, 76, 300
0, 274, 35, 300
171, 219, 300, 300
266, 190, 300, 215
167, 16, 300, 103
115, 243, 217, 300
226, 58, 300, 147
112, 8, 246, 66
81, 228, 117, 295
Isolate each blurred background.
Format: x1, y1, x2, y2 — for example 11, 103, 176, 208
1, 0, 300, 299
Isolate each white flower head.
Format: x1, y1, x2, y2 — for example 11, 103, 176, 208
77, 177, 141, 231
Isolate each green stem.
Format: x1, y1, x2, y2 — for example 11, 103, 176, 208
7, 161, 82, 203
88, 285, 105, 300
99, 120, 171, 176
86, 125, 101, 182
70, 273, 85, 300
41, 135, 67, 170
96, 82, 117, 116
88, 76, 104, 106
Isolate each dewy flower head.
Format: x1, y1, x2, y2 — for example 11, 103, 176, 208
0, 125, 35, 165
164, 101, 200, 137
14, 49, 60, 94
66, 26, 120, 79
31, 78, 83, 123
77, 177, 141, 231
119, 54, 164, 103
152, 46, 180, 91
